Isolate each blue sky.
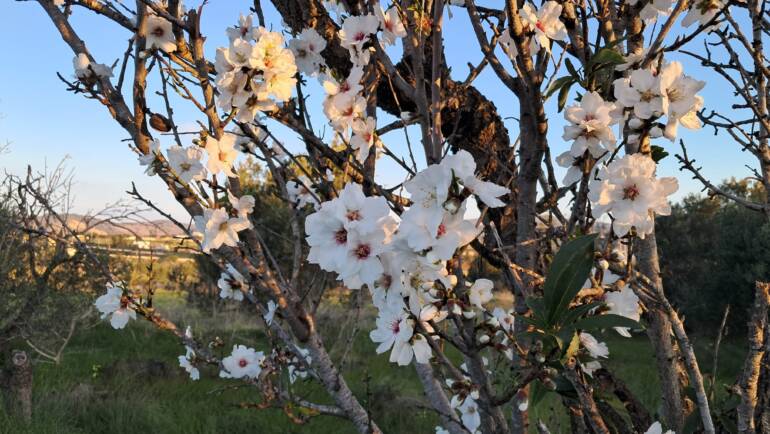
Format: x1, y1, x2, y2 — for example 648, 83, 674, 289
0, 1, 755, 220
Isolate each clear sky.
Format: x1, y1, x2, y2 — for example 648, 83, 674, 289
0, 1, 755, 220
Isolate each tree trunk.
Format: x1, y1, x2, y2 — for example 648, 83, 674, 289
2, 350, 33, 423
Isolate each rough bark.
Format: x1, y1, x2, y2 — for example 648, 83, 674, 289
736, 282, 770, 434
2, 350, 33, 423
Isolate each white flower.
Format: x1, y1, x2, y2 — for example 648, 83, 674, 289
228, 192, 255, 221
322, 66, 364, 97
682, 0, 724, 28
498, 29, 519, 60
563, 91, 617, 158
324, 93, 367, 132
339, 227, 388, 289
198, 208, 251, 253
640, 0, 674, 23
217, 264, 246, 301
605, 286, 640, 337
658, 62, 705, 140
145, 14, 177, 52
398, 199, 482, 262
457, 396, 482, 433
339, 14, 379, 56
178, 347, 200, 381
644, 421, 675, 434
350, 117, 381, 163
205, 135, 239, 177
589, 153, 678, 237
287, 175, 320, 209
579, 332, 609, 358
73, 53, 112, 79
613, 69, 665, 119
334, 182, 392, 234
167, 145, 206, 183
583, 360, 602, 376
493, 307, 515, 333
370, 302, 413, 361
443, 150, 509, 208
220, 345, 265, 379
264, 300, 277, 325
555, 151, 589, 186
469, 279, 494, 309
377, 6, 406, 46
289, 28, 327, 76
138, 139, 160, 175
435, 427, 449, 434
520, 1, 568, 53
288, 347, 311, 383
94, 284, 136, 329
226, 14, 256, 42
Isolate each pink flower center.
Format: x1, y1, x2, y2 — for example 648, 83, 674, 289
354, 32, 366, 42
334, 229, 348, 244
238, 358, 248, 368
535, 21, 546, 32
151, 26, 165, 37
355, 243, 371, 259
346, 210, 362, 221
623, 184, 640, 201
390, 319, 400, 334
436, 223, 447, 238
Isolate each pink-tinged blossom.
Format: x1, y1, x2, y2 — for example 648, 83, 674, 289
589, 154, 678, 238
377, 7, 406, 46
563, 91, 618, 158
605, 286, 641, 337
220, 345, 265, 379
289, 28, 327, 75
145, 14, 177, 52
519, 1, 568, 53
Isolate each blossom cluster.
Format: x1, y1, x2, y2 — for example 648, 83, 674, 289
215, 15, 297, 122
305, 150, 509, 365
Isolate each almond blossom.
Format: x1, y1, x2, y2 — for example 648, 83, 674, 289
605, 286, 641, 337
197, 208, 251, 253
589, 153, 678, 237
579, 332, 609, 358
469, 279, 494, 309
138, 139, 160, 175
339, 14, 379, 64
519, 1, 568, 54
287, 175, 320, 209
658, 62, 705, 140
145, 14, 176, 52
289, 28, 327, 76
178, 347, 200, 381
94, 284, 136, 330
220, 345, 265, 379
682, 0, 724, 28
377, 6, 406, 46
217, 264, 246, 301
563, 91, 618, 158
73, 53, 112, 79
204, 134, 238, 177
167, 145, 206, 183
614, 69, 666, 120
350, 117, 381, 163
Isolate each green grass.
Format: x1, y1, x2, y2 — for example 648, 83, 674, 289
0, 293, 748, 434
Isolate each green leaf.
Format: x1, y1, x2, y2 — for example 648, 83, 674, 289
525, 297, 547, 325
651, 144, 670, 162
528, 380, 549, 409
565, 58, 580, 80
543, 234, 598, 326
545, 76, 574, 99
589, 48, 626, 69
560, 301, 604, 328
572, 314, 644, 332
557, 81, 573, 112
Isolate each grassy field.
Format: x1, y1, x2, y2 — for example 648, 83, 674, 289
0, 291, 749, 434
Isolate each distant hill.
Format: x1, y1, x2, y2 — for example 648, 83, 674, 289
56, 214, 187, 238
